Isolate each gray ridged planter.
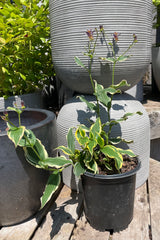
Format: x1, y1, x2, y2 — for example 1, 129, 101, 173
0, 92, 44, 111
0, 109, 57, 226
152, 46, 160, 91
57, 94, 150, 189
49, 0, 152, 94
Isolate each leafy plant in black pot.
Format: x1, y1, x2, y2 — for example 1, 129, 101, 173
2, 27, 142, 231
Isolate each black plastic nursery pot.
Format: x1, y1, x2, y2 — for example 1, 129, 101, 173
81, 160, 141, 231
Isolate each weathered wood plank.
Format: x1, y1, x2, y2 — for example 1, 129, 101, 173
112, 182, 150, 240
148, 158, 160, 240
0, 184, 63, 240
70, 214, 110, 240
32, 185, 83, 240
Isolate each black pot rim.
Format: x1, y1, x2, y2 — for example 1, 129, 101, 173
84, 158, 141, 180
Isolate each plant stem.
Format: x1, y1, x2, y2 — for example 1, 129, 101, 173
18, 112, 21, 126
112, 61, 116, 85
87, 30, 100, 117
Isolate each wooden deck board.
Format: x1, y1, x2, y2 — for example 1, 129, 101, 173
148, 158, 160, 240
112, 182, 150, 240
0, 158, 160, 240
70, 215, 110, 240
32, 185, 83, 240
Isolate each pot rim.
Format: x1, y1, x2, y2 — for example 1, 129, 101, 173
0, 108, 55, 135
83, 158, 141, 180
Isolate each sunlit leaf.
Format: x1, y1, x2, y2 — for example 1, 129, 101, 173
67, 128, 75, 153
18, 129, 36, 147
57, 146, 73, 155
42, 156, 72, 168
7, 125, 25, 147
111, 80, 130, 89
117, 148, 137, 157
118, 55, 131, 62
78, 95, 97, 111
101, 145, 123, 169
40, 171, 61, 209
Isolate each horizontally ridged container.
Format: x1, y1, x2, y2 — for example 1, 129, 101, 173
57, 94, 150, 189
49, 0, 152, 94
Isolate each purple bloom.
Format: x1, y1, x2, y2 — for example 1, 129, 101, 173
86, 29, 94, 40
113, 32, 120, 42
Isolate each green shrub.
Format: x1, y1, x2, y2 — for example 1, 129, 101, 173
0, 0, 54, 98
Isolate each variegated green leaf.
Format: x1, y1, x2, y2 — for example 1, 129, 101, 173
96, 134, 104, 148
40, 171, 61, 209
75, 127, 88, 146
78, 136, 89, 146
109, 137, 122, 145
94, 81, 111, 107
57, 146, 73, 155
42, 156, 72, 168
99, 57, 115, 63
117, 148, 137, 157
111, 80, 130, 89
73, 161, 86, 177
101, 145, 123, 170
23, 139, 48, 167
7, 125, 25, 147
104, 161, 113, 171
87, 139, 97, 155
104, 87, 121, 95
78, 95, 97, 111
85, 159, 98, 174
118, 55, 131, 62
78, 126, 86, 138
18, 129, 36, 147
90, 117, 101, 137
67, 128, 75, 153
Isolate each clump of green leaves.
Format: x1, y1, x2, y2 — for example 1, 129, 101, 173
153, 0, 160, 29
1, 104, 72, 208
0, 0, 54, 98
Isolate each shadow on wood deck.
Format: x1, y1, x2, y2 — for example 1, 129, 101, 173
0, 158, 159, 240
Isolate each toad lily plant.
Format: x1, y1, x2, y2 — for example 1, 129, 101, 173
1, 26, 142, 209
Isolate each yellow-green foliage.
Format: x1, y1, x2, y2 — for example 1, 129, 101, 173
0, 0, 54, 98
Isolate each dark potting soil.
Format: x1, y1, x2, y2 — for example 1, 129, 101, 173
98, 154, 138, 175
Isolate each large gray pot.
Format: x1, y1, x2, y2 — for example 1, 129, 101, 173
49, 0, 152, 94
0, 109, 57, 226
152, 46, 160, 91
57, 94, 150, 189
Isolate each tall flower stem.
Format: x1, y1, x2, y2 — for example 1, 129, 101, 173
87, 29, 100, 117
